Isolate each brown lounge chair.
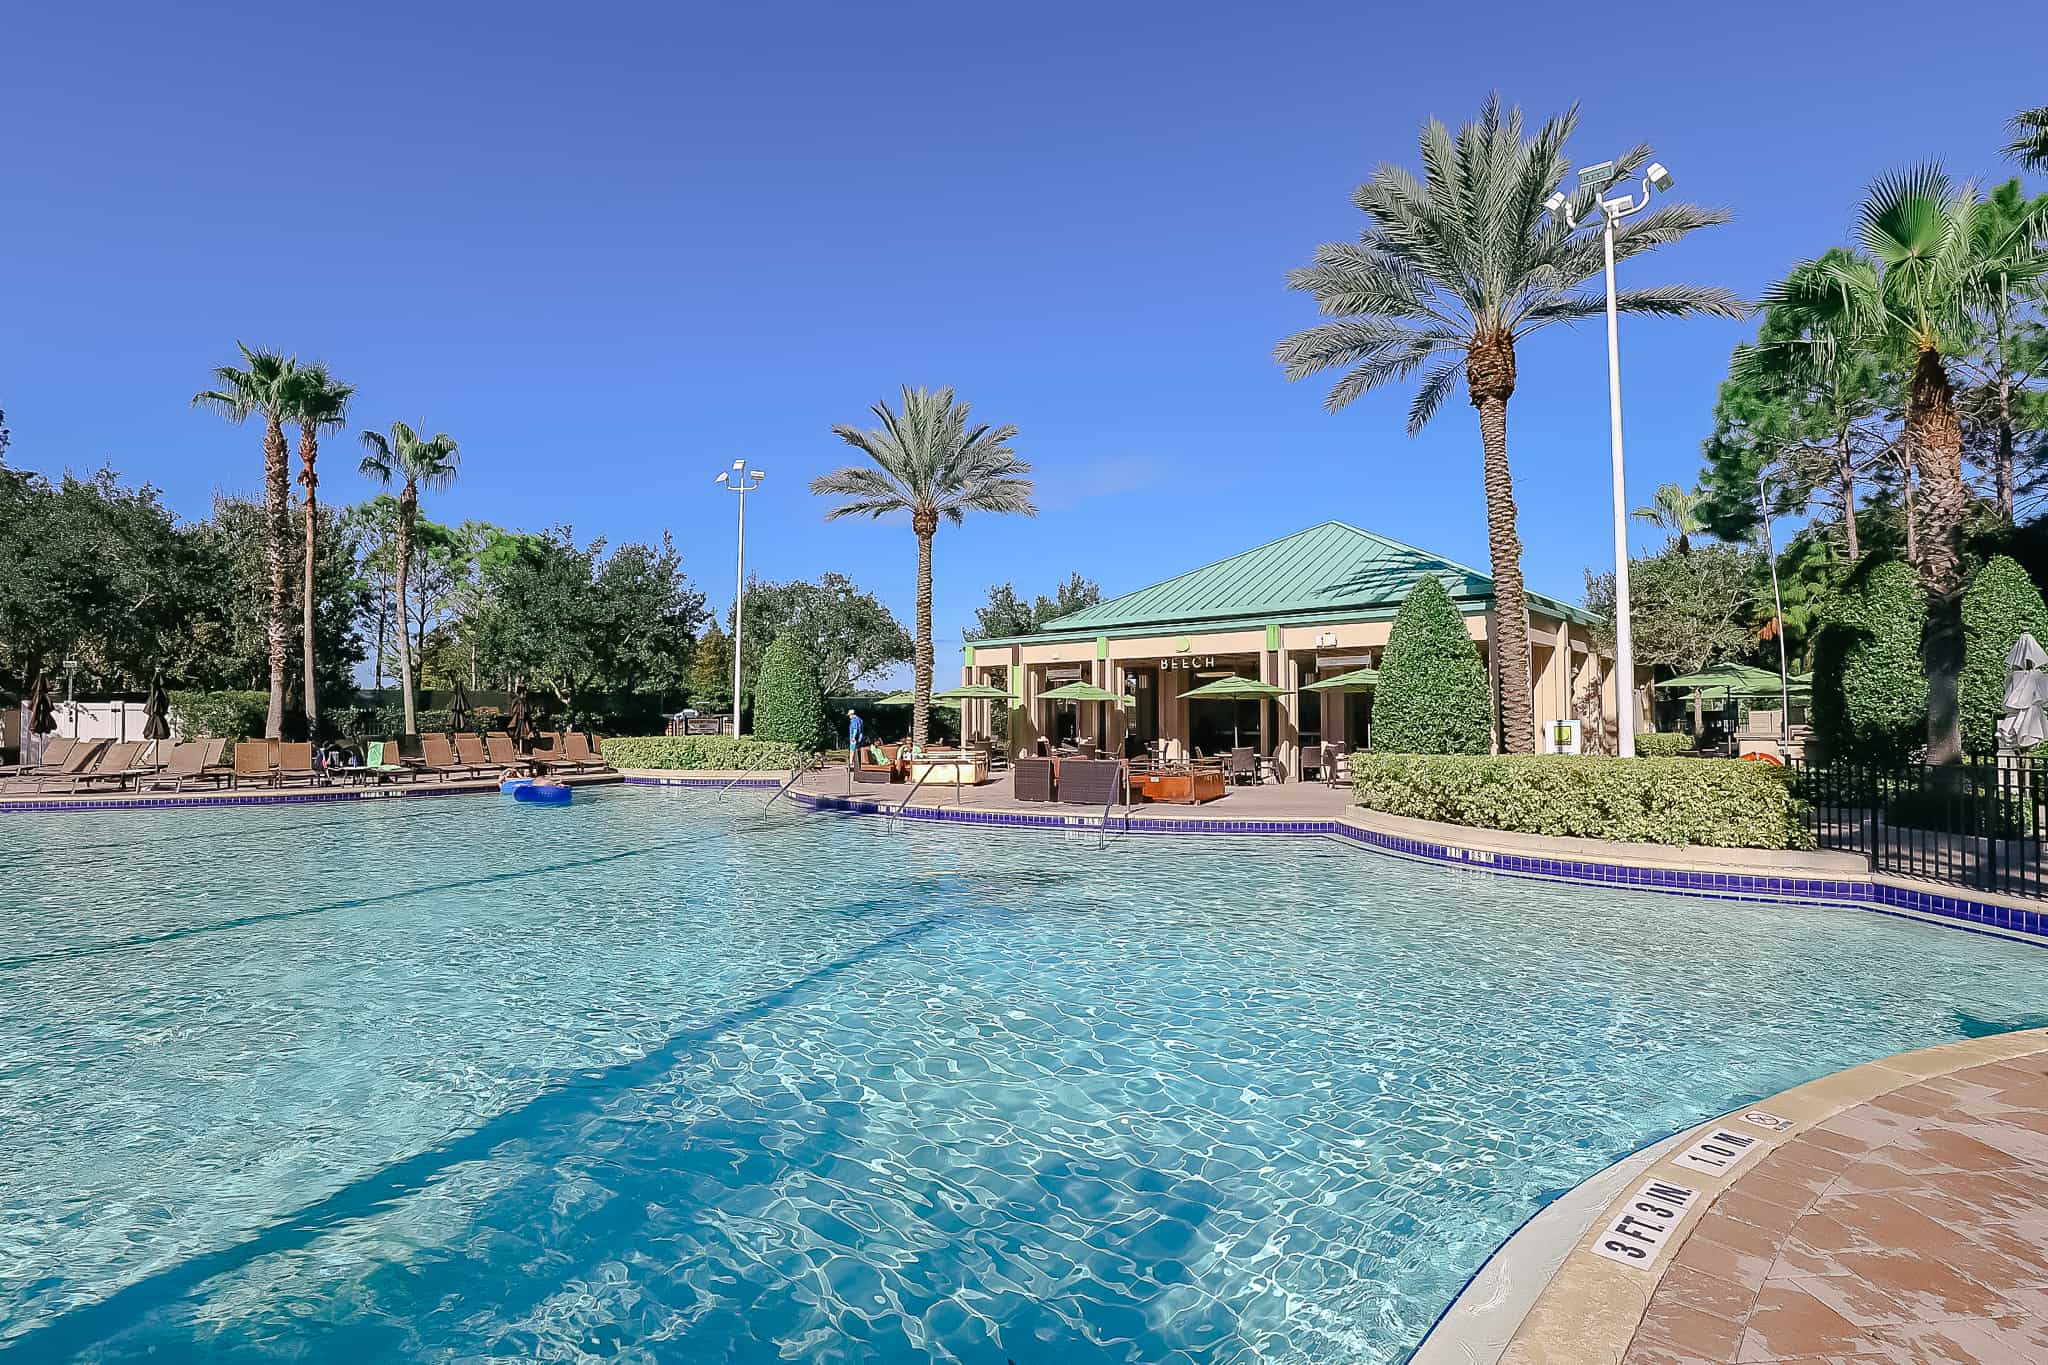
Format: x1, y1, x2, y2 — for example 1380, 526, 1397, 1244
419, 732, 486, 780
232, 741, 276, 788
455, 733, 498, 776
48, 740, 150, 793
144, 739, 232, 791
273, 742, 319, 787
548, 732, 607, 773
3, 736, 79, 789
484, 733, 523, 770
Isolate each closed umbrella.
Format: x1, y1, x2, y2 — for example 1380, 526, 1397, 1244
26, 673, 56, 765
449, 681, 473, 734
508, 692, 536, 751
142, 672, 172, 764
1999, 633, 2048, 752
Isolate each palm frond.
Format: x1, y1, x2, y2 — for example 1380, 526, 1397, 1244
2007, 106, 2048, 172
815, 386, 1035, 526
1525, 283, 1749, 327
1405, 357, 1464, 436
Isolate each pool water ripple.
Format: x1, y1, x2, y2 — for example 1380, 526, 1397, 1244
2, 788, 2044, 1363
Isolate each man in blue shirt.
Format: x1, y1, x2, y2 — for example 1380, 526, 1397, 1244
846, 708, 864, 764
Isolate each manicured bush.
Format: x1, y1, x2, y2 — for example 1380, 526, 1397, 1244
1352, 752, 1812, 850
1961, 555, 2048, 759
1810, 558, 1926, 764
1633, 731, 1696, 758
168, 689, 268, 741
602, 735, 806, 771
1371, 577, 1492, 754
752, 636, 827, 747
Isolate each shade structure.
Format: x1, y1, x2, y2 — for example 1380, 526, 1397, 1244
1036, 681, 1123, 703
1654, 663, 1810, 699
1304, 666, 1379, 692
26, 673, 56, 736
1177, 675, 1285, 701
932, 683, 1012, 700
142, 673, 172, 741
448, 681, 473, 732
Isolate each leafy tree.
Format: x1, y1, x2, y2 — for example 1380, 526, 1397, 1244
1275, 95, 1741, 753
690, 622, 735, 715
1370, 577, 1491, 754
1765, 168, 2048, 764
1811, 558, 1928, 764
812, 386, 1036, 749
966, 573, 1102, 639
2008, 106, 2048, 173
1960, 555, 2048, 757
1586, 542, 1758, 731
1630, 483, 1708, 554
285, 363, 353, 731
733, 573, 912, 698
468, 528, 707, 720
751, 634, 826, 747
1703, 249, 1892, 561
192, 344, 301, 739
358, 422, 460, 734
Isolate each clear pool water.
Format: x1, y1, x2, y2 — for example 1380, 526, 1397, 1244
3, 789, 2044, 1363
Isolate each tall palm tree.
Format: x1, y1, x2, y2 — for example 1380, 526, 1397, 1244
1767, 166, 2046, 764
286, 364, 354, 734
811, 386, 1035, 750
1630, 483, 1707, 554
1275, 96, 1742, 753
193, 344, 300, 739
2006, 106, 2048, 172
358, 422, 460, 735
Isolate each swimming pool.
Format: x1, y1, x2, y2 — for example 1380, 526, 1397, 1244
2, 788, 2043, 1363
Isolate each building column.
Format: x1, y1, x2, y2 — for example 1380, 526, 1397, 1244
1277, 652, 1300, 778
1485, 607, 1503, 754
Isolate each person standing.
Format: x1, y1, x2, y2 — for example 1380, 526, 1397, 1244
846, 708, 864, 763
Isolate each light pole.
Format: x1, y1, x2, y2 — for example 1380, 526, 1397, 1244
715, 460, 766, 739
1757, 469, 1793, 744
1547, 158, 1676, 758
62, 658, 79, 740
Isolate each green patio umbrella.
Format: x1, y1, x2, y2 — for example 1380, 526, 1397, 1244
931, 683, 1012, 700
1036, 681, 1123, 703
1178, 674, 1284, 748
1653, 663, 1809, 697
1304, 666, 1379, 692
874, 691, 917, 705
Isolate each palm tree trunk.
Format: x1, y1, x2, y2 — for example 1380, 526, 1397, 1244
298, 426, 320, 735
395, 486, 418, 735
1995, 375, 2016, 523
1467, 341, 1535, 754
1836, 425, 1860, 562
1907, 347, 1967, 767
911, 517, 936, 751
262, 415, 291, 740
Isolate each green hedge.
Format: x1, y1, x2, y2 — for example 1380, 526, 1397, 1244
1633, 731, 1696, 758
602, 735, 807, 771
1812, 558, 1926, 764
753, 636, 828, 748
1352, 753, 1812, 850
169, 690, 268, 743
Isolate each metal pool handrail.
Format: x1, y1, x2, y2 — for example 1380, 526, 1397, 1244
716, 753, 779, 800
887, 763, 938, 832
764, 755, 818, 809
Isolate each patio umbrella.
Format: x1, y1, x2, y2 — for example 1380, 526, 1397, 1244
1304, 666, 1379, 692
1036, 681, 1122, 702
1178, 674, 1284, 747
507, 692, 536, 750
931, 683, 1012, 700
448, 681, 473, 734
142, 672, 172, 762
875, 691, 917, 705
25, 673, 55, 765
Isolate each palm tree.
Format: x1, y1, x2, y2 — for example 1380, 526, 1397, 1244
1275, 96, 1742, 753
811, 386, 1035, 749
1630, 483, 1707, 553
358, 422, 460, 735
2006, 106, 2048, 172
1767, 166, 2046, 763
193, 344, 300, 740
286, 364, 354, 734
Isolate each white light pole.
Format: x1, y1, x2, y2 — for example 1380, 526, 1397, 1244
62, 658, 79, 740
1547, 158, 1676, 759
715, 460, 766, 739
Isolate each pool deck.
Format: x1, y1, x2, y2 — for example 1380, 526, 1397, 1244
1490, 1030, 2048, 1365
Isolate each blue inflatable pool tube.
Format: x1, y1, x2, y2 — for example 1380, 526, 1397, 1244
501, 778, 572, 805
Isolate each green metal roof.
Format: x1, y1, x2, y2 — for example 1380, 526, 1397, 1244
971, 521, 1593, 647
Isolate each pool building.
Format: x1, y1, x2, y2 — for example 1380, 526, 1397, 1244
961, 520, 1634, 772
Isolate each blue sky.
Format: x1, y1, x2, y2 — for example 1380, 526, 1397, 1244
3, 2, 2038, 680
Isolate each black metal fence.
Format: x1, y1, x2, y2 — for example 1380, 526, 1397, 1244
1793, 758, 2048, 899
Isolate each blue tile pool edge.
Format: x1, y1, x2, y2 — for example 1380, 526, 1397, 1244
617, 777, 2048, 950
0, 774, 625, 815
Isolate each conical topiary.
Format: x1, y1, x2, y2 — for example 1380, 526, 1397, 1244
1961, 554, 2048, 758
1370, 576, 1492, 754
751, 635, 827, 748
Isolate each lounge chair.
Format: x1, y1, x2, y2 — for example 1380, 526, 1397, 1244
484, 733, 522, 770
232, 741, 276, 789
416, 733, 471, 780
3, 736, 78, 789
144, 739, 232, 791
552, 732, 607, 772
50, 741, 149, 793
271, 742, 319, 786
1057, 757, 1125, 807
454, 733, 495, 775
361, 741, 418, 783
1012, 756, 1054, 802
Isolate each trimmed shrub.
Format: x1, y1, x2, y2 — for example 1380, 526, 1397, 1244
169, 690, 268, 742
1352, 752, 1812, 850
1371, 577, 1492, 754
1811, 558, 1926, 764
1633, 731, 1696, 758
1961, 555, 2048, 759
752, 636, 827, 747
602, 735, 806, 771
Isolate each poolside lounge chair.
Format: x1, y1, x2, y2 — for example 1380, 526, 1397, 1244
3, 736, 78, 789
51, 741, 151, 793
1056, 757, 1124, 807
232, 741, 276, 789
360, 741, 418, 783
1012, 756, 1054, 802
416, 733, 474, 780
552, 732, 607, 772
272, 742, 319, 787
144, 739, 232, 791
484, 733, 523, 770
454, 733, 495, 775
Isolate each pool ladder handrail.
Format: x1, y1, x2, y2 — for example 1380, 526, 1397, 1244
764, 754, 819, 809
1096, 770, 1128, 850
886, 763, 937, 832
716, 753, 780, 800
